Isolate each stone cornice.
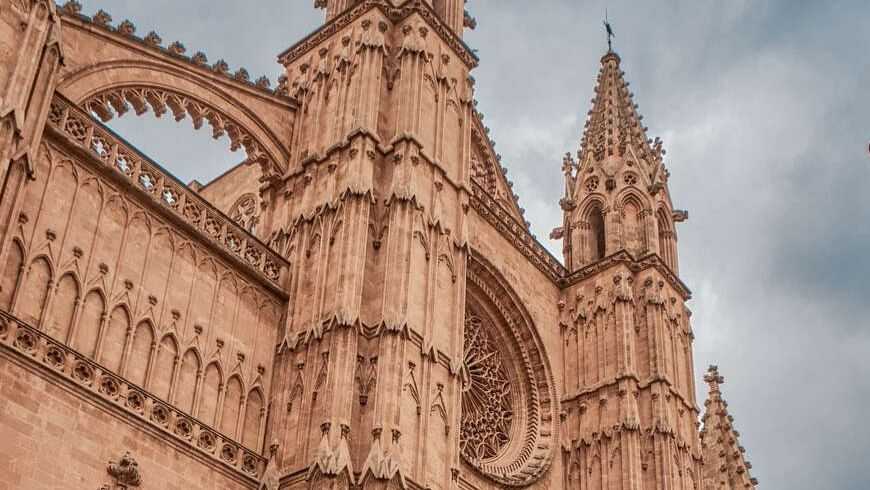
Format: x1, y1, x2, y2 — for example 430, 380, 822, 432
46, 94, 290, 296
470, 181, 567, 283
277, 0, 478, 69
561, 373, 701, 415
562, 250, 692, 299
0, 310, 264, 486
277, 316, 460, 380
57, 2, 295, 107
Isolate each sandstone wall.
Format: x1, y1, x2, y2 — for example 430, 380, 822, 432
1, 133, 284, 454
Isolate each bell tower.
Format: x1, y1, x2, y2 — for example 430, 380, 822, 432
555, 50, 702, 489
557, 51, 686, 273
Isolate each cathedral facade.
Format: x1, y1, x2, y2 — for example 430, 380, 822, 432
0, 1, 757, 489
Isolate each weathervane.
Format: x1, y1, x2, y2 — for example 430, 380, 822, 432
603, 10, 615, 52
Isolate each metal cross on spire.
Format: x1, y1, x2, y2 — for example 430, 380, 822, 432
603, 10, 615, 52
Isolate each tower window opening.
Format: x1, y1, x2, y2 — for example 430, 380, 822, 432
589, 206, 606, 261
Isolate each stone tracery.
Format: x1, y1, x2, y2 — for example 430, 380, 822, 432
82, 86, 283, 178
460, 254, 558, 487
460, 312, 513, 462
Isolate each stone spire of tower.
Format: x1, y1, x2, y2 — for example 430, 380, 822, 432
557, 50, 686, 273
700, 366, 759, 489
576, 51, 663, 176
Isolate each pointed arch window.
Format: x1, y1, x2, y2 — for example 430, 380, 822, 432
589, 205, 606, 262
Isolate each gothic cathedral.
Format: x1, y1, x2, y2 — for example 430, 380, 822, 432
0, 1, 757, 489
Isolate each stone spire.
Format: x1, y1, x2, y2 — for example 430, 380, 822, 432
557, 50, 685, 273
576, 51, 665, 178
700, 366, 759, 489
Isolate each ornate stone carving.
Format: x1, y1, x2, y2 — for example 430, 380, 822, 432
460, 313, 513, 462
106, 451, 141, 488
230, 193, 259, 233
82, 87, 279, 176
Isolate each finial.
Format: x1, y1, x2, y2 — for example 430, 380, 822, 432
704, 364, 725, 387
603, 10, 615, 53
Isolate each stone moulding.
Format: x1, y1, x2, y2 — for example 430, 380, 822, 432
277, 0, 479, 69
560, 373, 700, 415
45, 94, 288, 290
562, 249, 692, 300
276, 316, 459, 381
0, 310, 265, 483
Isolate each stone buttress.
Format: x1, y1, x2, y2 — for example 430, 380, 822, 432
265, 2, 476, 488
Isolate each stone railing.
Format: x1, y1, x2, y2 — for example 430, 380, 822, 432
0, 310, 265, 481
46, 94, 287, 289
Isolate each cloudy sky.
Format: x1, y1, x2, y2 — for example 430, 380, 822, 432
76, 1, 869, 488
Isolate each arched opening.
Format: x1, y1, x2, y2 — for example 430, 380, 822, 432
74, 290, 105, 358
89, 96, 253, 189
242, 388, 264, 450
151, 335, 178, 401
66, 82, 285, 229
589, 205, 606, 262
100, 306, 130, 372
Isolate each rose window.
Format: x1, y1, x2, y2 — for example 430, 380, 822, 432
460, 257, 558, 487
461, 314, 513, 462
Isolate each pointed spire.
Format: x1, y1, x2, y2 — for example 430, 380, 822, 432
700, 366, 759, 489
577, 51, 661, 169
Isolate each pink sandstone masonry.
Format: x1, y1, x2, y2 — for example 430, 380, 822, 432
0, 1, 757, 489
